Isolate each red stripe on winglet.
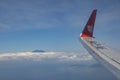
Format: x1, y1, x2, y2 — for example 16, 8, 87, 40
81, 9, 97, 38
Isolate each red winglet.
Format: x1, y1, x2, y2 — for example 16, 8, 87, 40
81, 9, 97, 38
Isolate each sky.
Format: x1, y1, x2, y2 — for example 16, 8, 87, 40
0, 0, 120, 79
0, 0, 120, 53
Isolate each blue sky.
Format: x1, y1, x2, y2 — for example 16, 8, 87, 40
0, 0, 120, 53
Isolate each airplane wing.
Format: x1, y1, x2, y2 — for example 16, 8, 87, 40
80, 9, 120, 79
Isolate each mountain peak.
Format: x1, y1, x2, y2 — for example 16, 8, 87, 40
32, 49, 46, 53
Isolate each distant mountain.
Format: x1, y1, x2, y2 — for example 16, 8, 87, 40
32, 50, 46, 53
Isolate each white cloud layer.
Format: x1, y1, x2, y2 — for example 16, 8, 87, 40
0, 52, 93, 62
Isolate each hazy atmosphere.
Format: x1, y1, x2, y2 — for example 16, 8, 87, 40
0, 0, 120, 80
0, 52, 118, 80
0, 0, 120, 53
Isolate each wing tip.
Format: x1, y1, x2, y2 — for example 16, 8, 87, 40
80, 9, 97, 38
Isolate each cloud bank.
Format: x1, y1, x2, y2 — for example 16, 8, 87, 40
0, 52, 93, 62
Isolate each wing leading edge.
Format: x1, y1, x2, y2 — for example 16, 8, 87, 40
80, 9, 120, 79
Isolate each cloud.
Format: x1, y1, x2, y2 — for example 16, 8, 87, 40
0, 52, 93, 62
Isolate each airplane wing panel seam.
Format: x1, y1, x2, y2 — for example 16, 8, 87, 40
81, 38, 120, 70
80, 9, 120, 79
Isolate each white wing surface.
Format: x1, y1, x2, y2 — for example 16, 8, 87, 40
80, 9, 120, 79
